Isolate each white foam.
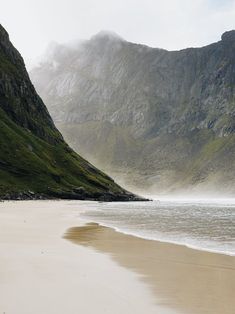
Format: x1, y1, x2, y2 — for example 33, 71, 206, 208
80, 216, 235, 256
80, 199, 235, 257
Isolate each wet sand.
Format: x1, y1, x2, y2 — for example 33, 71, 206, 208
0, 200, 166, 314
64, 223, 235, 314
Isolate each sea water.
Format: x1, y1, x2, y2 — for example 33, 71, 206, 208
80, 198, 235, 256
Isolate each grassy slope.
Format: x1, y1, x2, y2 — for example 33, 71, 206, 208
0, 102, 127, 198
0, 25, 136, 200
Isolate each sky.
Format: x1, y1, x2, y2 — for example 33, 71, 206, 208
1, 0, 235, 69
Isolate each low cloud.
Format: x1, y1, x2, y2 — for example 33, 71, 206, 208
1, 0, 235, 68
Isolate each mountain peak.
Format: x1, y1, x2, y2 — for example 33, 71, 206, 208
91, 30, 124, 42
221, 30, 235, 42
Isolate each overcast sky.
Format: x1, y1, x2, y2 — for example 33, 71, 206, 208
1, 0, 235, 68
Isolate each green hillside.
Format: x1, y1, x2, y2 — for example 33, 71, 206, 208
0, 24, 140, 201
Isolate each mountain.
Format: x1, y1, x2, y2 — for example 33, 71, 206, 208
30, 30, 235, 196
0, 24, 141, 201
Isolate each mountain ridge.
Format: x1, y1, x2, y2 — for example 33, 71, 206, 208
30, 30, 235, 195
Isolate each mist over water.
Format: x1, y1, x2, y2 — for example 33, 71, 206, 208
80, 199, 235, 256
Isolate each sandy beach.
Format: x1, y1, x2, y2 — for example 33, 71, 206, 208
0, 200, 234, 314
0, 200, 166, 314
65, 223, 235, 314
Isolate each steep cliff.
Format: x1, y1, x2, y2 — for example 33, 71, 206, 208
0, 25, 139, 201
31, 30, 235, 195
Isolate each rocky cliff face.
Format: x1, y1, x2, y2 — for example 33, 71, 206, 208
30, 30, 235, 195
0, 24, 139, 201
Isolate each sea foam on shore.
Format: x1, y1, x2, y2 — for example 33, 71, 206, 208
80, 199, 235, 256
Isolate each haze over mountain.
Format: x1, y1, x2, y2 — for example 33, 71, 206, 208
31, 30, 235, 195
0, 24, 140, 201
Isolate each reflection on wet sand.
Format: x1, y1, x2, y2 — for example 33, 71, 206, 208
64, 223, 235, 314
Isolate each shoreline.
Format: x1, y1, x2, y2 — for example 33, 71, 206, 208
65, 222, 235, 314
0, 200, 234, 314
0, 190, 147, 202
3, 198, 232, 257
80, 219, 235, 257
0, 200, 160, 314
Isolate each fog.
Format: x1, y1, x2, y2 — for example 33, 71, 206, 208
1, 0, 235, 68
149, 195, 235, 205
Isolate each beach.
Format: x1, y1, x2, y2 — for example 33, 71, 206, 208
0, 200, 234, 314
66, 223, 235, 314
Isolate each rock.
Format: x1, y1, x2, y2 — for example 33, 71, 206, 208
221, 30, 235, 42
